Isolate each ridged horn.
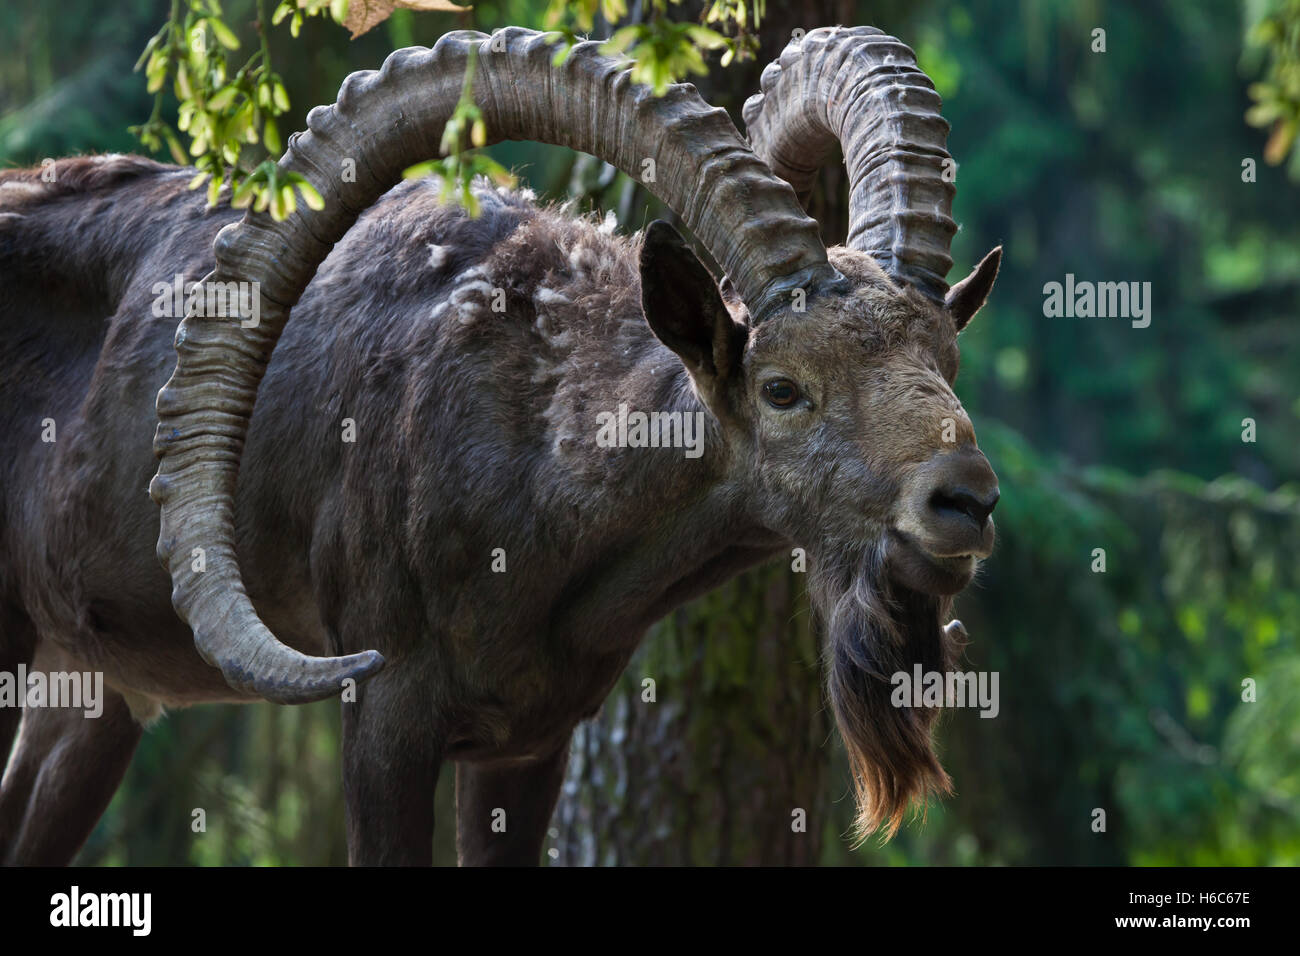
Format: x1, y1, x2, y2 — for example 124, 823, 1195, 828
743, 26, 958, 301
150, 27, 835, 704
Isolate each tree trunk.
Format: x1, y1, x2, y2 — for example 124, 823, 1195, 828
552, 561, 830, 865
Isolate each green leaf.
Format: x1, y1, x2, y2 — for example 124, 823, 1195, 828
146, 55, 168, 93
164, 129, 188, 165
684, 25, 728, 50
263, 117, 281, 155
1246, 102, 1282, 126
295, 179, 325, 211
279, 183, 297, 218
403, 159, 441, 179
230, 176, 259, 209
175, 63, 193, 100
603, 26, 642, 55
208, 85, 238, 112
134, 33, 162, 72
210, 19, 240, 50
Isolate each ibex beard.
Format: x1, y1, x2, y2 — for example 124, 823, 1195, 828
811, 541, 962, 841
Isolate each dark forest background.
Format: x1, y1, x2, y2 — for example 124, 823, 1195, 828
2, 0, 1297, 864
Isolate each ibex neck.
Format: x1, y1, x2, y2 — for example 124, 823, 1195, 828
560, 349, 782, 637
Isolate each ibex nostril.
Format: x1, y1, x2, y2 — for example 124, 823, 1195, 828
930, 487, 999, 527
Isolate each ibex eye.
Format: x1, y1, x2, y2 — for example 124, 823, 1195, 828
763, 379, 800, 408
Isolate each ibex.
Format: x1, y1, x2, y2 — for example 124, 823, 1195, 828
0, 26, 1001, 865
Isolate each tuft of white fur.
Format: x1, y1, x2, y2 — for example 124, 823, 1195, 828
450, 280, 494, 305
534, 287, 571, 308
449, 266, 486, 285
121, 690, 165, 727
0, 181, 48, 203
569, 244, 603, 276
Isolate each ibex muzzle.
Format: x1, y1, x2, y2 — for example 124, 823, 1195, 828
891, 444, 999, 595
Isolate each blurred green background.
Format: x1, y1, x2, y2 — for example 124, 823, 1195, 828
2, 0, 1297, 865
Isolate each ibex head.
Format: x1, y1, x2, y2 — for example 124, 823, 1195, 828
151, 26, 1000, 840
641, 225, 1000, 598
637, 28, 1002, 837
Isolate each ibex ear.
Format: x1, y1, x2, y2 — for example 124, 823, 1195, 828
945, 246, 1002, 331
640, 220, 746, 385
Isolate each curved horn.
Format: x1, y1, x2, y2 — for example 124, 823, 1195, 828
742, 26, 957, 301
151, 27, 834, 704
